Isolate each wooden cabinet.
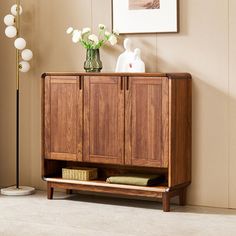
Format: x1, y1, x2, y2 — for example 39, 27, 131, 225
42, 72, 192, 212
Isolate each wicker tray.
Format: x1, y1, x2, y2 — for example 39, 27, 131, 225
62, 167, 98, 181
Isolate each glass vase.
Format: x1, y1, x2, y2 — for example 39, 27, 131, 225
84, 49, 103, 72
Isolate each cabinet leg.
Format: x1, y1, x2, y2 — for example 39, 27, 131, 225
179, 188, 187, 206
47, 182, 54, 200
162, 192, 170, 212
66, 189, 73, 195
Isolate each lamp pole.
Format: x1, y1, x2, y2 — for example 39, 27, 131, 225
16, 0, 20, 190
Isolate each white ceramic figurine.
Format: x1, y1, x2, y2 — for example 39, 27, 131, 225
115, 38, 146, 72
130, 48, 145, 73
115, 38, 134, 72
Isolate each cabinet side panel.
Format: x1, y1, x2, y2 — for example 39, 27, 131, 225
162, 78, 169, 168
169, 78, 192, 187
44, 76, 51, 159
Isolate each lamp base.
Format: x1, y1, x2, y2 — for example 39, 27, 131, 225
1, 186, 35, 196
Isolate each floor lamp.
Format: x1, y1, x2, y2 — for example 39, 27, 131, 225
1, 0, 35, 196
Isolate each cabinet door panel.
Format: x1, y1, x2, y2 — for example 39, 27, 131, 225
84, 76, 124, 164
125, 77, 169, 167
44, 76, 83, 161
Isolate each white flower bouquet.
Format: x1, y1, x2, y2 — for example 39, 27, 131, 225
67, 24, 119, 49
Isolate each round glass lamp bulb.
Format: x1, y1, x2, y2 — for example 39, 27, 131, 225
5, 26, 17, 38
4, 14, 15, 26
21, 49, 33, 61
66, 27, 73, 34
11, 4, 23, 16
14, 38, 26, 50
19, 61, 30, 73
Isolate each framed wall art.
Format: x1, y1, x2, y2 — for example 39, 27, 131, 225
112, 0, 178, 34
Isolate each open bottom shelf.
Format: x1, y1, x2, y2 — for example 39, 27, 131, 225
45, 177, 168, 199
45, 177, 189, 212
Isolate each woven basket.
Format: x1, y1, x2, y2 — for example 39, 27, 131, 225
62, 167, 98, 181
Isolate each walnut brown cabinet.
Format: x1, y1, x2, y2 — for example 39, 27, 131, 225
42, 72, 192, 212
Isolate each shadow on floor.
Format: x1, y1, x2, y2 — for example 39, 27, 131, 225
51, 191, 236, 215
53, 191, 164, 210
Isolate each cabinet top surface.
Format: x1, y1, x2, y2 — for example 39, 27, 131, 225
42, 72, 191, 79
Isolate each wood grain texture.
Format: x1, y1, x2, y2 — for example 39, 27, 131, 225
45, 177, 167, 192
43, 159, 65, 179
162, 187, 188, 212
179, 188, 187, 206
168, 74, 192, 187
51, 78, 77, 84
125, 77, 169, 168
162, 192, 170, 212
46, 177, 165, 198
84, 76, 124, 164
50, 78, 77, 155
77, 76, 83, 161
46, 177, 188, 211
42, 72, 167, 78
41, 76, 46, 178
43, 76, 83, 162
47, 182, 54, 199
50, 152, 77, 161
44, 76, 51, 159
42, 72, 192, 211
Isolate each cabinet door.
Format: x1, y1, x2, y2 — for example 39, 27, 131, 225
84, 76, 124, 164
43, 76, 83, 161
125, 77, 169, 167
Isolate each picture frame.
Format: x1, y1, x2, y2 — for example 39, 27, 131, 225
112, 0, 178, 34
